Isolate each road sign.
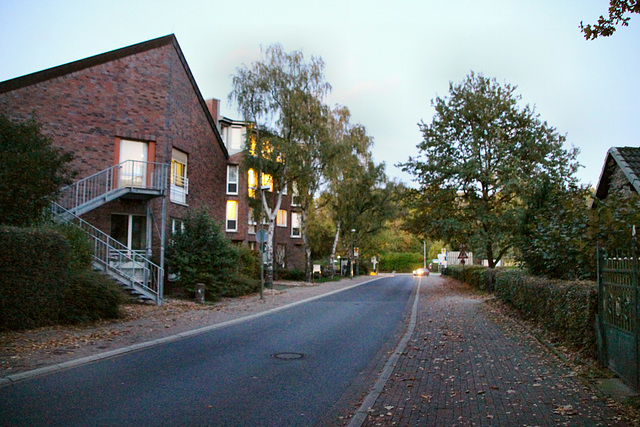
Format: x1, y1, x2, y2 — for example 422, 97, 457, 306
256, 230, 268, 244
458, 250, 468, 260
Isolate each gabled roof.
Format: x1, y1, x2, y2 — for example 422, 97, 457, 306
594, 147, 640, 200
0, 34, 228, 158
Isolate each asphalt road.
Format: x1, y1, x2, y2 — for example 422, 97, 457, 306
0, 275, 417, 427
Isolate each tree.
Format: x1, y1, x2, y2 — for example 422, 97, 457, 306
400, 72, 580, 270
229, 44, 331, 286
166, 209, 239, 300
581, 0, 640, 40
516, 178, 595, 280
0, 114, 73, 226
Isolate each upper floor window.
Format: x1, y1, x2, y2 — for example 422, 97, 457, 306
276, 209, 287, 227
291, 212, 301, 238
291, 183, 301, 206
227, 165, 239, 195
170, 148, 188, 204
248, 208, 257, 235
226, 200, 238, 232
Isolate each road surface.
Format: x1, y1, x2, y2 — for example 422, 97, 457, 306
0, 275, 417, 426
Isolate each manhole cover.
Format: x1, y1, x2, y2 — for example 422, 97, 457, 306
271, 352, 306, 360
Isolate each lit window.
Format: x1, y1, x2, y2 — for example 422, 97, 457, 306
170, 148, 188, 204
226, 200, 238, 231
261, 173, 273, 191
277, 209, 287, 227
248, 169, 258, 197
291, 212, 301, 238
227, 165, 238, 195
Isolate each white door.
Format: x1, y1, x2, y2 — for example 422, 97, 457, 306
119, 140, 148, 188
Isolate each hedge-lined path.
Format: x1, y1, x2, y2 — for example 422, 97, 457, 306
354, 274, 632, 426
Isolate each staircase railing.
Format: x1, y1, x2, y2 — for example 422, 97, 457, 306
58, 160, 169, 214
52, 202, 163, 304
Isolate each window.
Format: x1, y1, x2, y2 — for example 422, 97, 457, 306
276, 244, 286, 268
291, 212, 301, 238
277, 209, 287, 227
261, 173, 273, 191
248, 169, 258, 197
248, 209, 257, 234
226, 200, 238, 231
171, 218, 185, 235
227, 165, 239, 195
291, 183, 300, 206
170, 148, 189, 204
110, 214, 147, 252
118, 139, 148, 188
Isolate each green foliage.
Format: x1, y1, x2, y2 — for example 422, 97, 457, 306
276, 269, 306, 281
0, 115, 73, 227
444, 265, 492, 290
0, 227, 70, 331
59, 270, 125, 324
581, 0, 640, 39
445, 267, 598, 358
378, 252, 424, 273
167, 209, 239, 300
517, 179, 595, 280
400, 72, 580, 269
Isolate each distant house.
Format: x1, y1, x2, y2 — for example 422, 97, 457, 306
595, 147, 640, 201
211, 105, 305, 272
0, 34, 228, 303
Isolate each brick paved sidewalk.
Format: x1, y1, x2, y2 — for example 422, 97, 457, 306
359, 275, 629, 426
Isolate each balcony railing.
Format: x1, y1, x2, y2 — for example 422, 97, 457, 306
57, 160, 169, 215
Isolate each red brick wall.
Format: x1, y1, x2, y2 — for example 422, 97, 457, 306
0, 42, 227, 259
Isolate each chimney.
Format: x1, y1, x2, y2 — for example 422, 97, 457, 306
205, 98, 220, 127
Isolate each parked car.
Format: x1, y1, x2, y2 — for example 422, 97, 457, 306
413, 267, 429, 276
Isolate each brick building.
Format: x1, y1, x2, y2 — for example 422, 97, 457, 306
213, 107, 305, 272
0, 35, 228, 303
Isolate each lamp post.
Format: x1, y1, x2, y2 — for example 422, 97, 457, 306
350, 228, 356, 278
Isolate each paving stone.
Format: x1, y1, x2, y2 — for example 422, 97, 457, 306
360, 275, 630, 426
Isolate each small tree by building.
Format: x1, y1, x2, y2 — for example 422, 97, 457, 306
0, 114, 73, 226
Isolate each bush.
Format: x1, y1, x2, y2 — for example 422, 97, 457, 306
0, 226, 70, 331
445, 266, 598, 358
167, 210, 262, 301
277, 269, 305, 281
59, 270, 125, 324
378, 252, 423, 273
0, 115, 73, 227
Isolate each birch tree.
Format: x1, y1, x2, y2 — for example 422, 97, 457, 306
229, 44, 331, 286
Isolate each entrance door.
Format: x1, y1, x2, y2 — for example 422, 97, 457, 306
119, 140, 148, 188
111, 214, 147, 254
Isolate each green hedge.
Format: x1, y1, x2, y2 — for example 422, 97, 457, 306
0, 226, 71, 331
378, 252, 424, 273
445, 266, 598, 358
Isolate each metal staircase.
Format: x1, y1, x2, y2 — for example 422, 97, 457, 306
53, 160, 169, 305
57, 160, 168, 216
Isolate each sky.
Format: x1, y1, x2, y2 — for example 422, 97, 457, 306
1, 0, 638, 187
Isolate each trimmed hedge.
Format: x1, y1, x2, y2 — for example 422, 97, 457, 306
0, 227, 70, 331
378, 252, 424, 273
445, 266, 598, 358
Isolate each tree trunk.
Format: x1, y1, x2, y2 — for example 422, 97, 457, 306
329, 220, 341, 278
485, 240, 495, 292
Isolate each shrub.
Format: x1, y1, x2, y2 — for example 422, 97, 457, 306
0, 226, 70, 331
59, 271, 125, 324
378, 252, 423, 273
168, 210, 264, 301
277, 269, 305, 281
445, 266, 598, 358
0, 115, 73, 227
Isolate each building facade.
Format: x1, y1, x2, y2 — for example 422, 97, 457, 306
0, 35, 228, 302
214, 108, 305, 272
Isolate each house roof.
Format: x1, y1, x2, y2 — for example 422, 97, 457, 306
0, 34, 228, 158
594, 147, 640, 200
